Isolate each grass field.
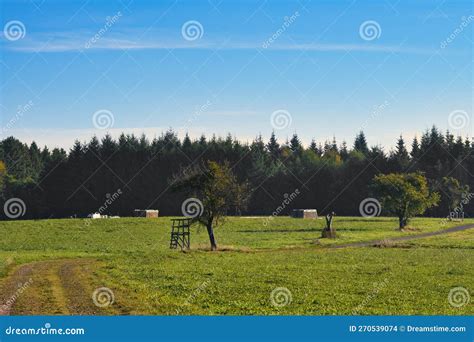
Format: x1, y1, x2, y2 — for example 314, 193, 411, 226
0, 216, 473, 315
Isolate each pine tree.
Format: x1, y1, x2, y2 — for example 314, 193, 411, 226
87, 136, 100, 155
139, 134, 149, 150
331, 136, 338, 153
317, 143, 324, 156
199, 134, 207, 147
267, 132, 280, 159
354, 131, 369, 155
410, 136, 420, 159
452, 136, 465, 158
445, 130, 455, 152
100, 134, 117, 158
289, 133, 302, 154
69, 140, 84, 161
309, 139, 318, 154
340, 141, 349, 160
323, 140, 331, 155
393, 135, 410, 169
40, 146, 51, 165
182, 133, 192, 151
29, 142, 43, 180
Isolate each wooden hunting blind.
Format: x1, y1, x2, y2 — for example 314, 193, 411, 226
169, 218, 192, 250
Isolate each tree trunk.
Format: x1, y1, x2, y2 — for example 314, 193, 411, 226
325, 215, 333, 230
322, 212, 336, 238
399, 216, 407, 230
206, 223, 217, 251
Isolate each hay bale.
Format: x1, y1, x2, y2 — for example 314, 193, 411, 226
291, 209, 318, 219
134, 209, 159, 218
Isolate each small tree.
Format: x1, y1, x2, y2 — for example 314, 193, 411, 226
171, 161, 250, 251
439, 177, 469, 219
322, 212, 336, 238
372, 172, 439, 230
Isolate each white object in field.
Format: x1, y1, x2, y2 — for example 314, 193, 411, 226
291, 209, 318, 219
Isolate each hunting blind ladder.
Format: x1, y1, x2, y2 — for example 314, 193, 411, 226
169, 218, 192, 250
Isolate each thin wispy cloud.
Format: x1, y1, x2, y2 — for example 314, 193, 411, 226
3, 31, 435, 54
205, 110, 261, 117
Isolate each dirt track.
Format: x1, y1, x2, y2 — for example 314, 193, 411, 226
330, 223, 474, 249
0, 259, 127, 315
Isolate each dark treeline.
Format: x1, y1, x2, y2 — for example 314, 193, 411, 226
0, 126, 473, 219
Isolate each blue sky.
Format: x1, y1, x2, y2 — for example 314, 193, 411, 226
0, 0, 472, 150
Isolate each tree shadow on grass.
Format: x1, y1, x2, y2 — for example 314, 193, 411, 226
334, 227, 378, 232
238, 226, 374, 233
335, 218, 393, 223
237, 228, 319, 233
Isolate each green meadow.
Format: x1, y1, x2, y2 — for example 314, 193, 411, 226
0, 216, 473, 315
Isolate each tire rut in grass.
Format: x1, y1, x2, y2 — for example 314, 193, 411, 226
0, 263, 34, 315
58, 259, 126, 315
58, 260, 98, 314
0, 262, 61, 315
0, 259, 125, 315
